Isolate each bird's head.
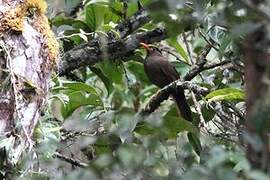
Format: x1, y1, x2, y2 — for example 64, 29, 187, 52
140, 42, 162, 56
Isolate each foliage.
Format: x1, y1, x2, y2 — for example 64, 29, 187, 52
4, 0, 269, 179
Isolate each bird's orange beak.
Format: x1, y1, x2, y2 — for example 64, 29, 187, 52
140, 42, 150, 51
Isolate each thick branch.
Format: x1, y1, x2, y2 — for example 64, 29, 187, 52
58, 7, 154, 76
58, 27, 166, 76
110, 8, 150, 39
140, 80, 209, 115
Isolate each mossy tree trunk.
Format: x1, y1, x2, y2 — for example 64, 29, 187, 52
0, 0, 58, 166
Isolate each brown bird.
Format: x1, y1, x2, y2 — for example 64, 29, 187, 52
140, 42, 192, 122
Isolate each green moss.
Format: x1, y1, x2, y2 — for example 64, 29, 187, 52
0, 0, 59, 62
34, 14, 59, 62
26, 0, 47, 14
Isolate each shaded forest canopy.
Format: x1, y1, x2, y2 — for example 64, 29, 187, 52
0, 0, 269, 179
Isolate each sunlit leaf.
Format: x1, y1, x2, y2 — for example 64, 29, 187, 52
206, 88, 245, 102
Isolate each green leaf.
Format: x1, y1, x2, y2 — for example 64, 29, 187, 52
111, 90, 124, 109
49, 95, 67, 121
51, 81, 103, 119
97, 62, 123, 86
51, 81, 99, 95
162, 106, 199, 139
163, 108, 202, 155
61, 81, 98, 94
86, 3, 108, 31
51, 15, 89, 31
201, 105, 216, 122
94, 136, 113, 155
206, 88, 245, 102
61, 91, 103, 119
193, 37, 207, 54
163, 115, 199, 139
134, 121, 158, 135
187, 132, 202, 155
117, 144, 145, 168
90, 67, 114, 95
126, 61, 149, 84
218, 34, 232, 57
167, 38, 189, 63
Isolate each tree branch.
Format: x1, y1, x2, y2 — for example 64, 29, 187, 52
140, 80, 209, 115
53, 152, 88, 168
58, 27, 166, 76
184, 60, 231, 81
57, 7, 165, 76
109, 7, 151, 39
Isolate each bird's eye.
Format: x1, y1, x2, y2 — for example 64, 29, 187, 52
152, 47, 162, 54
151, 47, 158, 51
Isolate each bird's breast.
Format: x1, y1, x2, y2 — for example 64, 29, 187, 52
144, 57, 171, 88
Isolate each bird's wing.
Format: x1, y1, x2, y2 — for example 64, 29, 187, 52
158, 60, 180, 84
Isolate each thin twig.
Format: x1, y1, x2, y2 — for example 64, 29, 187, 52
53, 152, 88, 168
191, 92, 208, 133
198, 30, 219, 51
120, 61, 130, 85
161, 48, 191, 66
184, 60, 231, 81
208, 102, 237, 134
182, 32, 194, 64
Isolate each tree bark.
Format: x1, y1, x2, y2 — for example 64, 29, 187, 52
243, 22, 270, 171
0, 0, 58, 165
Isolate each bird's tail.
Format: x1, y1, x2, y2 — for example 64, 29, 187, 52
172, 88, 202, 155
171, 87, 192, 122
